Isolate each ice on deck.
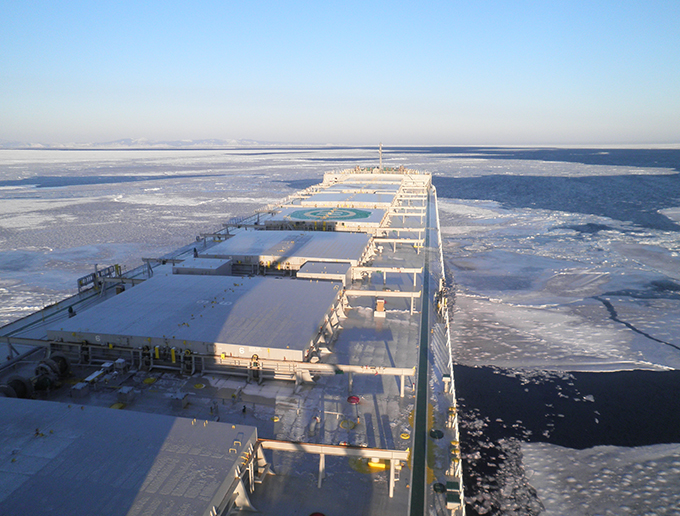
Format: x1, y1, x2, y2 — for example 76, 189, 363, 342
272, 206, 386, 224
300, 191, 396, 208
172, 256, 232, 275
47, 274, 343, 361
200, 230, 371, 268
0, 397, 258, 516
324, 182, 402, 193
265, 206, 387, 232
297, 261, 351, 285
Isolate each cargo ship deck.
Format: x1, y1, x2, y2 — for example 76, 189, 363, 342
0, 167, 464, 516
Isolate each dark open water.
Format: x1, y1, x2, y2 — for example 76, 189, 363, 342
454, 366, 680, 515
455, 366, 680, 448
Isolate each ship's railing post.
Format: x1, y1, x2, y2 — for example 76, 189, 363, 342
389, 457, 396, 498
318, 453, 325, 488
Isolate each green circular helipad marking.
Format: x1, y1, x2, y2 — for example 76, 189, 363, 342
289, 208, 372, 221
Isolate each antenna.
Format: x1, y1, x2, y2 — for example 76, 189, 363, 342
379, 142, 383, 172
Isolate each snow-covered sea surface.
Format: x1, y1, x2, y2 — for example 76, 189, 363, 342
520, 441, 680, 516
440, 194, 680, 371
1, 146, 679, 515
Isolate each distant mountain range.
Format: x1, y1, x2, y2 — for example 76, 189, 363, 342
0, 138, 273, 149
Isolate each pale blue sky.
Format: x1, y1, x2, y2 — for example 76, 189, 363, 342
1, 1, 679, 145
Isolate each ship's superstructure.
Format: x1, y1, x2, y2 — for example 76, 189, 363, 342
0, 166, 464, 515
